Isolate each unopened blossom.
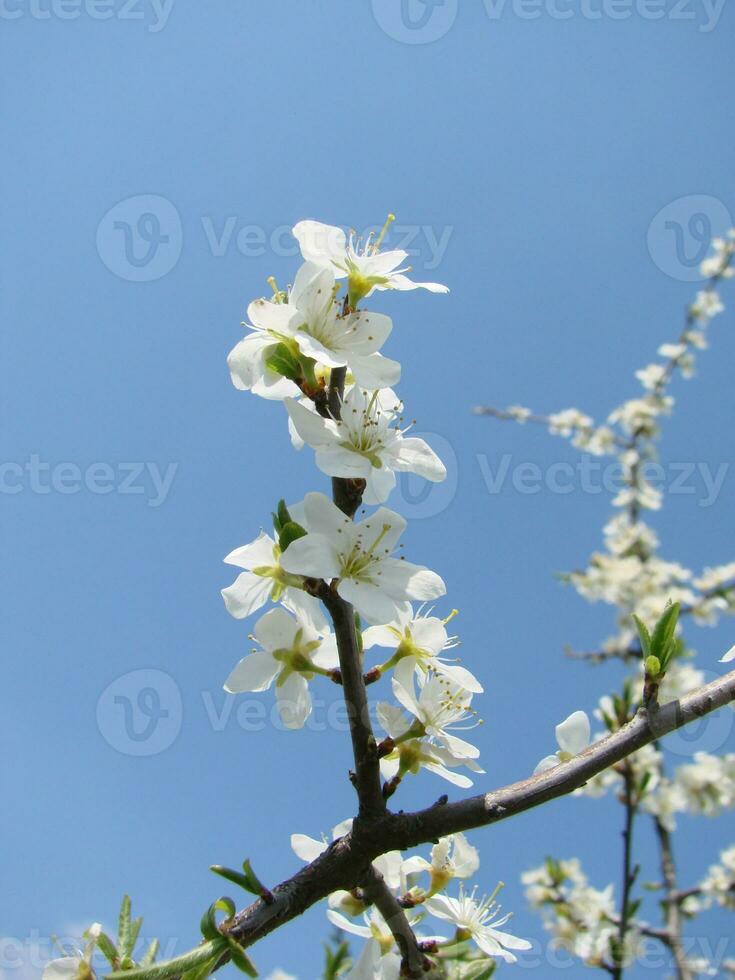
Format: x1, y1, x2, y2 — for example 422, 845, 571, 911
223, 608, 338, 729
401, 833, 480, 898
220, 529, 327, 632
285, 385, 446, 504
534, 710, 591, 774
279, 492, 445, 624
425, 886, 531, 963
288, 261, 401, 388
292, 218, 448, 306
362, 607, 483, 692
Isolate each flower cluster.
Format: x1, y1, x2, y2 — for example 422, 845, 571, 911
219, 218, 529, 973
289, 824, 529, 975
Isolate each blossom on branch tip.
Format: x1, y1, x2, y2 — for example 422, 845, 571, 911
292, 218, 448, 307
285, 386, 446, 504
223, 607, 339, 729
534, 710, 591, 775
279, 492, 446, 625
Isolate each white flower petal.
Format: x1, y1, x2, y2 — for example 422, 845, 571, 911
280, 532, 341, 580
221, 572, 272, 619
224, 651, 278, 693
224, 531, 275, 570
276, 672, 312, 729
290, 833, 327, 863
254, 607, 299, 651
555, 710, 591, 756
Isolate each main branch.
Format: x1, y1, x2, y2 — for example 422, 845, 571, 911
224, 670, 735, 951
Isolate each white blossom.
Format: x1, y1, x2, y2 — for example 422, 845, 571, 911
362, 607, 482, 692
293, 219, 448, 304
425, 886, 531, 963
285, 385, 445, 504
223, 608, 338, 729
279, 492, 445, 625
220, 528, 327, 632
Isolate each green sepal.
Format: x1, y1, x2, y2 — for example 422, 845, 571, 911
278, 521, 307, 553
265, 344, 301, 382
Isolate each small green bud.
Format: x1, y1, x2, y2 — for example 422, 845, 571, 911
645, 655, 661, 678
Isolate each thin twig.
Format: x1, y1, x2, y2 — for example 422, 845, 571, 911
361, 867, 430, 977
654, 817, 693, 980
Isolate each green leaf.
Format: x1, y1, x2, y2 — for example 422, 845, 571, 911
118, 896, 132, 956
278, 521, 307, 553
105, 939, 224, 980
95, 933, 119, 968
632, 614, 652, 658
274, 499, 291, 534
225, 940, 258, 978
140, 940, 160, 968
200, 898, 236, 942
210, 866, 256, 894
650, 601, 680, 668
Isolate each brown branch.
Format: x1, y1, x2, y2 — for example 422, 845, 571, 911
315, 365, 383, 820
360, 866, 430, 977
654, 818, 693, 980
224, 670, 735, 953
320, 583, 385, 820
611, 763, 639, 979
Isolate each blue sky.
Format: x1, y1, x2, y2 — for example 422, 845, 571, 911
2, 2, 734, 977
